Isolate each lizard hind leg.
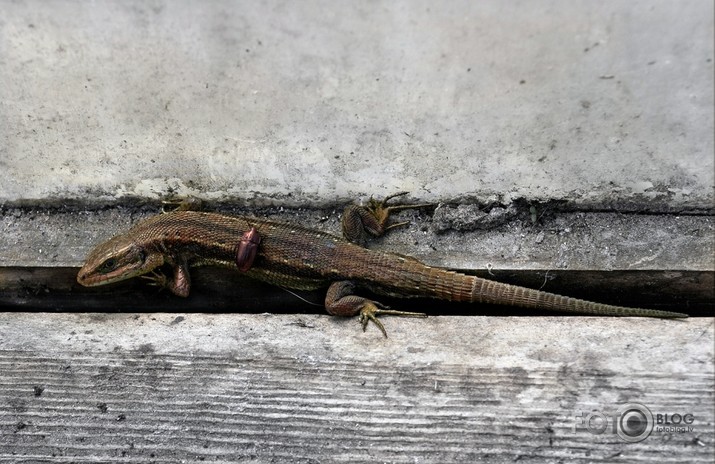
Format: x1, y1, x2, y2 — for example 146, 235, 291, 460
341, 191, 433, 245
325, 281, 427, 337
161, 196, 204, 213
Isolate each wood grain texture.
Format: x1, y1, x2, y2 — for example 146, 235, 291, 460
0, 313, 712, 463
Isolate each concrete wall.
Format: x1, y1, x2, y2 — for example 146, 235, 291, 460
1, 0, 713, 209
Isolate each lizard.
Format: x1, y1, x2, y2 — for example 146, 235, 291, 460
76, 193, 687, 336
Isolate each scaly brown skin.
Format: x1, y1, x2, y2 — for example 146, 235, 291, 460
77, 194, 687, 336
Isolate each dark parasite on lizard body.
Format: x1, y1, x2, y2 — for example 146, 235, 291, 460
77, 193, 687, 336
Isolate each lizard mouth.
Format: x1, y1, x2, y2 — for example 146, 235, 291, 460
77, 263, 137, 286
77, 245, 163, 287
77, 267, 139, 287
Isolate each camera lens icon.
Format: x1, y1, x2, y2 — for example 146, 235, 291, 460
616, 403, 654, 443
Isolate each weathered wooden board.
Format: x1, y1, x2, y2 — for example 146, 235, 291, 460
0, 313, 712, 463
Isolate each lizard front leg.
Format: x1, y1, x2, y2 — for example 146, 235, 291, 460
325, 281, 427, 337
341, 192, 433, 245
141, 257, 192, 297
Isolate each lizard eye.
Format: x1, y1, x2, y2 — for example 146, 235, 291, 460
98, 258, 118, 274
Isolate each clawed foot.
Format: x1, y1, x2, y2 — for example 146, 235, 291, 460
367, 191, 435, 232
359, 301, 427, 338
140, 270, 170, 290
342, 191, 434, 244
161, 197, 204, 213
325, 281, 428, 337
140, 263, 191, 297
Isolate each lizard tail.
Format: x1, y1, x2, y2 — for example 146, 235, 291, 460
468, 276, 686, 317
418, 267, 687, 318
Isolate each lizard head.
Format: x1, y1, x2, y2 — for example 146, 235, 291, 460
77, 232, 164, 287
